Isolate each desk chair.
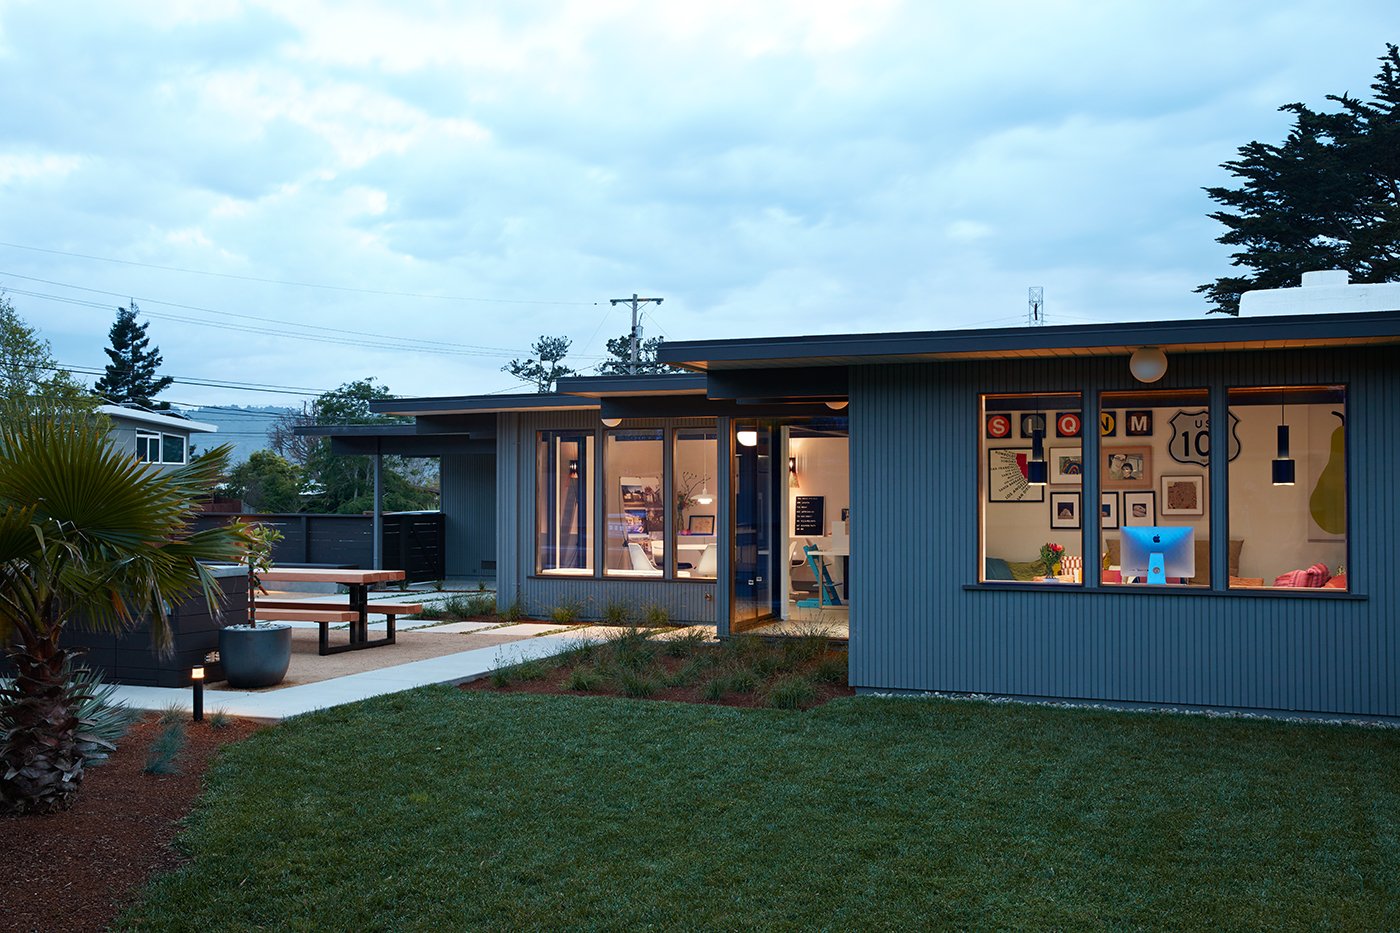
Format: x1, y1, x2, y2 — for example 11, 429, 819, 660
797, 544, 842, 608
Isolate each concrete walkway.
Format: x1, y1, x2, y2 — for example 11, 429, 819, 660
107, 629, 594, 721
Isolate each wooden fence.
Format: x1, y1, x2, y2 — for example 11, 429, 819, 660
194, 511, 445, 582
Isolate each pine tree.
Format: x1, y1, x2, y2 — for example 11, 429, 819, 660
503, 335, 576, 393
1198, 44, 1400, 315
93, 301, 174, 407
594, 332, 681, 375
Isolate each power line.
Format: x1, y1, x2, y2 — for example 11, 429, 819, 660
0, 241, 597, 306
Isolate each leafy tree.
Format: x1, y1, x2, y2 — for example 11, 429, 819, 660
595, 332, 682, 375
268, 402, 317, 467
1199, 44, 1400, 314
503, 335, 576, 393
0, 413, 248, 814
0, 293, 96, 418
220, 450, 304, 512
300, 379, 438, 514
93, 301, 174, 407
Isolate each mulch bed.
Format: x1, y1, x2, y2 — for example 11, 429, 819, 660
1, 715, 262, 933
463, 647, 855, 710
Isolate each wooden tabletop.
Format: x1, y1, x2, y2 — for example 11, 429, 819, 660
259, 568, 406, 584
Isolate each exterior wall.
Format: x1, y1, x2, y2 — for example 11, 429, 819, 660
105, 415, 195, 475
496, 410, 719, 623
441, 452, 497, 578
850, 347, 1399, 717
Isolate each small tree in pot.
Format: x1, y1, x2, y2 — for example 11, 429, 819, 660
218, 523, 292, 689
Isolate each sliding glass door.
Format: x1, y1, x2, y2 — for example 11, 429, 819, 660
732, 422, 775, 628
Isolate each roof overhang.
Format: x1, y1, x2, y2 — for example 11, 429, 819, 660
99, 404, 218, 433
656, 310, 1400, 372
370, 393, 599, 416
295, 424, 493, 456
555, 373, 708, 398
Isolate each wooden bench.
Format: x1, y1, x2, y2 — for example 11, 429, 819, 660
251, 601, 421, 655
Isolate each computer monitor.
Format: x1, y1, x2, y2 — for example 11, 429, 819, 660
1119, 525, 1195, 584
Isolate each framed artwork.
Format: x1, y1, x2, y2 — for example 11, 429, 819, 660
1102, 445, 1152, 489
1099, 410, 1117, 436
620, 475, 661, 507
623, 509, 648, 534
1020, 414, 1046, 438
1050, 492, 1081, 529
1124, 410, 1154, 437
1055, 411, 1082, 437
1100, 492, 1120, 529
1160, 474, 1205, 516
987, 448, 1044, 502
1049, 446, 1083, 485
687, 514, 715, 534
1123, 491, 1156, 526
986, 413, 1012, 439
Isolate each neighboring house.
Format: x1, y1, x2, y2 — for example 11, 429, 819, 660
99, 404, 218, 472
316, 273, 1400, 719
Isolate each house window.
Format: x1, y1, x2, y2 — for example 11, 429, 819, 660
674, 428, 718, 579
604, 429, 665, 577
1226, 386, 1348, 591
136, 431, 161, 463
536, 430, 595, 575
161, 433, 187, 465
980, 393, 1083, 584
1100, 388, 1210, 587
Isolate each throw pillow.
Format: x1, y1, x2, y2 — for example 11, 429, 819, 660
1323, 574, 1348, 589
1274, 562, 1331, 588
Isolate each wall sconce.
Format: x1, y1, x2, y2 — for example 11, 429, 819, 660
825, 400, 849, 411
190, 665, 205, 722
1129, 347, 1168, 383
736, 429, 758, 447
1272, 412, 1295, 486
601, 417, 622, 427
1027, 429, 1048, 485
788, 456, 800, 488
567, 459, 579, 480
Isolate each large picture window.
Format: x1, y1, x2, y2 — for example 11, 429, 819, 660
536, 430, 595, 575
604, 429, 665, 577
980, 393, 1084, 584
674, 428, 718, 579
1100, 388, 1210, 587
1226, 386, 1348, 591
136, 430, 187, 464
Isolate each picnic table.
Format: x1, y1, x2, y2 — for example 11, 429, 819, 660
254, 568, 420, 655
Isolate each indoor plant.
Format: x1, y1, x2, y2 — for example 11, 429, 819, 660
218, 523, 292, 689
1040, 542, 1066, 577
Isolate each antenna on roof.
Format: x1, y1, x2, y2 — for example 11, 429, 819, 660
1028, 286, 1045, 327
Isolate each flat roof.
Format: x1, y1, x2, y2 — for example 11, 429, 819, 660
656, 309, 1400, 371
554, 373, 708, 397
99, 404, 218, 433
370, 393, 599, 416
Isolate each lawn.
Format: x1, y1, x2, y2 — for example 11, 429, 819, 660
119, 690, 1400, 930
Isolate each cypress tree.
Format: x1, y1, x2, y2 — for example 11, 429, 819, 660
93, 301, 174, 408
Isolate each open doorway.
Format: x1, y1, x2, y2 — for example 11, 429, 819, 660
762, 418, 850, 638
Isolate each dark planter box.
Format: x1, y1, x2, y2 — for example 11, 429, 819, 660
1, 566, 249, 688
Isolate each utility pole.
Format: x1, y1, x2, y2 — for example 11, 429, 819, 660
1028, 286, 1045, 327
609, 293, 664, 373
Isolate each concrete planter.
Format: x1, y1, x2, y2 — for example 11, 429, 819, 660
218, 623, 292, 689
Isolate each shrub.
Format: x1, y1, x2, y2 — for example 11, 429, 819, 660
601, 599, 633, 626
550, 599, 584, 624
566, 667, 605, 692
618, 670, 659, 698
641, 603, 670, 626
417, 593, 496, 621
768, 675, 818, 710
728, 668, 760, 694
143, 722, 186, 775
158, 702, 187, 725
207, 708, 233, 730
611, 626, 657, 670
501, 598, 527, 623
491, 658, 548, 687
664, 658, 706, 688
663, 627, 708, 658
815, 652, 848, 684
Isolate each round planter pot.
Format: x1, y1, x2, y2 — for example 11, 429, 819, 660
218, 623, 293, 689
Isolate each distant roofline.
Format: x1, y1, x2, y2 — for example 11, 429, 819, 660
99, 404, 218, 433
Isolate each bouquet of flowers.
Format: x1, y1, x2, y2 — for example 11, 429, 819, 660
1040, 542, 1065, 576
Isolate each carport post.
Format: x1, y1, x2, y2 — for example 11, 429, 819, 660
372, 440, 383, 570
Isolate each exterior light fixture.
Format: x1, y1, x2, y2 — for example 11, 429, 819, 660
601, 417, 622, 427
567, 459, 579, 480
736, 429, 758, 447
191, 665, 205, 722
1027, 428, 1048, 485
1129, 347, 1168, 383
1272, 402, 1295, 485
825, 400, 849, 411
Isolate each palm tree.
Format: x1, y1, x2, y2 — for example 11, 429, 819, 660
0, 410, 250, 814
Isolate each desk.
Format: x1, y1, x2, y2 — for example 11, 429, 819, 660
808, 540, 850, 600
259, 568, 406, 652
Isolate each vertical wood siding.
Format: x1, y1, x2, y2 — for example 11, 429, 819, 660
849, 347, 1399, 717
440, 452, 496, 577
496, 410, 719, 623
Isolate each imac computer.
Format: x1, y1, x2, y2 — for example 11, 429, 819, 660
1120, 525, 1195, 584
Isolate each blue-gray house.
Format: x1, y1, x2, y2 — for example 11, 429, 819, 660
330, 273, 1400, 719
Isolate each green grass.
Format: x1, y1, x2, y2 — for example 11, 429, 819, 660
119, 691, 1400, 930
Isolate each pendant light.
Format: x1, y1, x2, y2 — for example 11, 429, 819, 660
1272, 397, 1295, 486
695, 470, 714, 505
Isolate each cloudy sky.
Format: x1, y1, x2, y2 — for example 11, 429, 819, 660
2, 1, 1394, 407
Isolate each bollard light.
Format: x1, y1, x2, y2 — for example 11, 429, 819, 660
191, 665, 205, 722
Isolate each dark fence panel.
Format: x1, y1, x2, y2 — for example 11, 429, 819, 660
194, 511, 445, 582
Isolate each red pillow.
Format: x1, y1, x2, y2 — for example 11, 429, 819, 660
1323, 574, 1347, 589
1274, 562, 1331, 588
